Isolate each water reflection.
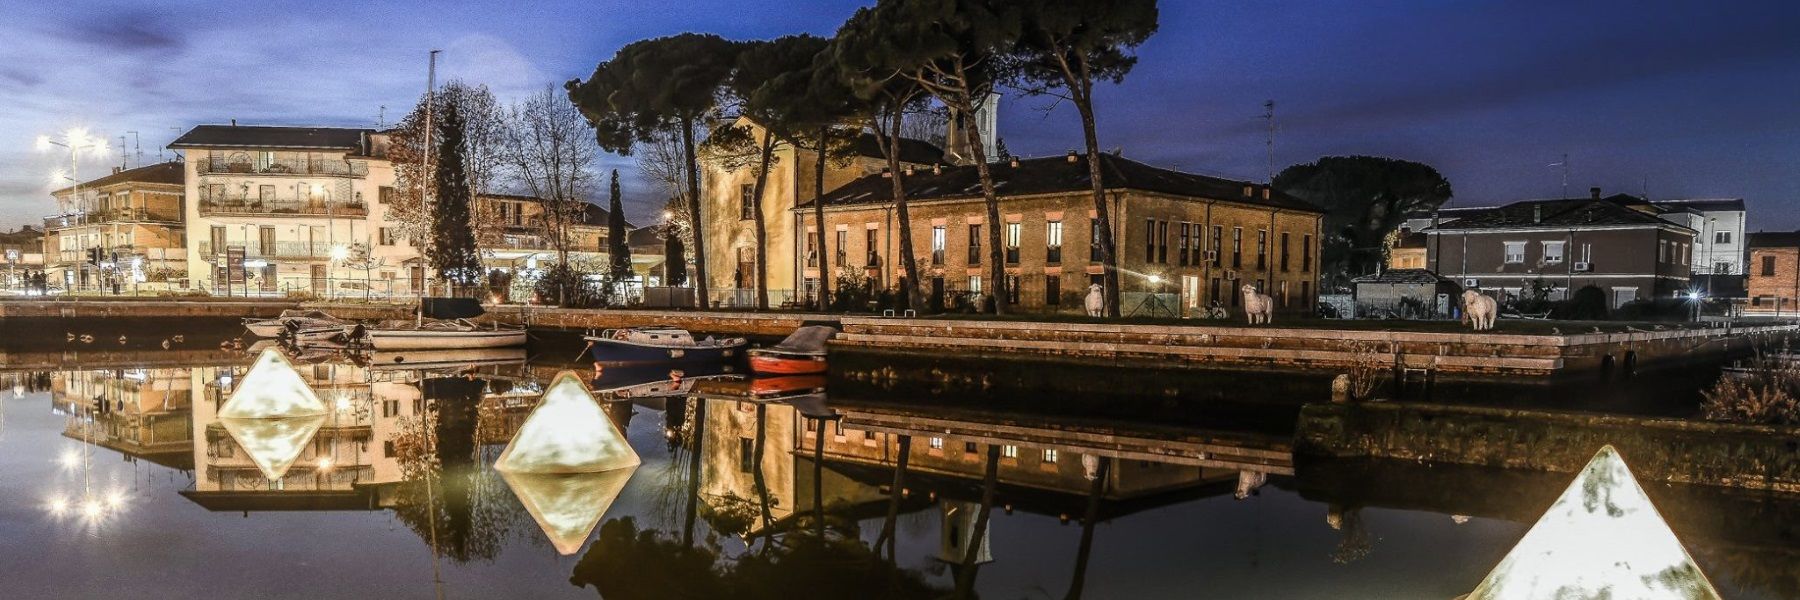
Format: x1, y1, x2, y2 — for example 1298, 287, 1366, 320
0, 338, 1795, 599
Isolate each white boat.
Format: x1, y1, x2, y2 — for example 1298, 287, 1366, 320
243, 309, 350, 338
358, 298, 526, 351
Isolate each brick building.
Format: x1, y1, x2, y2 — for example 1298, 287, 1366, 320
1746, 231, 1800, 316
802, 152, 1325, 316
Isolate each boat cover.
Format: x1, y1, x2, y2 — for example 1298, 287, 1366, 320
421, 297, 485, 320
768, 325, 838, 356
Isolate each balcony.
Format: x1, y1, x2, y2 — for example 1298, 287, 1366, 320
44, 207, 183, 230
197, 196, 366, 218
196, 158, 368, 178
198, 241, 336, 261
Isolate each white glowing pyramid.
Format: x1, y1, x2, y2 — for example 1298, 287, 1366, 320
500, 466, 637, 555
220, 415, 326, 480
495, 371, 640, 473
219, 349, 327, 419
1468, 445, 1720, 600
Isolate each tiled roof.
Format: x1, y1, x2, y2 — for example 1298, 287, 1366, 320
1748, 231, 1800, 248
847, 133, 944, 166
170, 125, 372, 150
809, 153, 1322, 213
1352, 268, 1452, 285
1429, 194, 1675, 230
52, 162, 184, 195
1652, 198, 1744, 212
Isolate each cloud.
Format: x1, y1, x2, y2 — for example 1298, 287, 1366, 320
55, 11, 187, 57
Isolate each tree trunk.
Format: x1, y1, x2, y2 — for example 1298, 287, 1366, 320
875, 434, 911, 557
885, 111, 922, 313
681, 117, 709, 307
813, 126, 832, 311
1063, 456, 1110, 600
1076, 99, 1121, 318
681, 397, 705, 548
750, 132, 774, 311
961, 109, 1008, 315
750, 404, 773, 533
955, 445, 1000, 595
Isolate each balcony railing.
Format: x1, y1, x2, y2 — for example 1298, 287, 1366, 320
197, 197, 366, 217
198, 241, 336, 260
196, 158, 368, 178
44, 208, 183, 230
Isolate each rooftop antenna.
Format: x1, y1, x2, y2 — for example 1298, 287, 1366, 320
1261, 100, 1277, 183
1548, 153, 1569, 198
378, 105, 387, 129
119, 135, 128, 170
126, 131, 141, 169
162, 126, 182, 161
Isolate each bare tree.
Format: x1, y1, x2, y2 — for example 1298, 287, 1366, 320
388, 80, 508, 247
501, 85, 600, 264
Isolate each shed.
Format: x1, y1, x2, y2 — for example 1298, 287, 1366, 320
1351, 269, 1462, 319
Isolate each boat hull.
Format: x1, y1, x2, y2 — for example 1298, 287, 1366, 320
749, 353, 827, 375
366, 329, 527, 350
244, 320, 285, 338
587, 340, 744, 366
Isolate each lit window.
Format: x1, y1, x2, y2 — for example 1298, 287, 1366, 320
929, 437, 944, 449
1542, 241, 1564, 263
1042, 449, 1058, 463
1001, 445, 1019, 459
1504, 241, 1526, 264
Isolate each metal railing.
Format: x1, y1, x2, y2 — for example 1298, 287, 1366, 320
198, 241, 336, 260
44, 207, 182, 229
196, 158, 369, 178
197, 198, 367, 217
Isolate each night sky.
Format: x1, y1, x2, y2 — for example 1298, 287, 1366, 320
3, 1, 1798, 230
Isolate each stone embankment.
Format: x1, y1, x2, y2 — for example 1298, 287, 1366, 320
1295, 401, 1800, 492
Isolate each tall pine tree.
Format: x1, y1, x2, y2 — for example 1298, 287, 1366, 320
607, 170, 633, 281
428, 101, 483, 290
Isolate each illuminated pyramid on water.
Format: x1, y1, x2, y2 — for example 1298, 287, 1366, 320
496, 371, 640, 473
497, 371, 640, 554
218, 349, 329, 480
1467, 445, 1720, 600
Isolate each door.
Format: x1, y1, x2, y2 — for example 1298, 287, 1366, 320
1182, 275, 1201, 316
410, 266, 425, 294
261, 265, 277, 292
311, 264, 327, 295
1613, 287, 1638, 308
931, 277, 945, 312
258, 226, 275, 257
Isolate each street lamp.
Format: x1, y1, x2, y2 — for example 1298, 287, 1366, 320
39, 129, 110, 294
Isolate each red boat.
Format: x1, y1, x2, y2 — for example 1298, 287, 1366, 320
749, 351, 827, 375
749, 375, 827, 397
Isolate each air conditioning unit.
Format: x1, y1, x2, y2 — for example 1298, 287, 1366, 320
1463, 278, 1480, 288
1572, 262, 1592, 272
1205, 250, 1218, 262
1224, 269, 1238, 280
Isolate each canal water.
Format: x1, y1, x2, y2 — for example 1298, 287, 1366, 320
0, 318, 1793, 599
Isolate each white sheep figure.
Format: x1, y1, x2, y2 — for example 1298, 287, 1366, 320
1462, 289, 1498, 331
1085, 283, 1105, 317
1241, 284, 1273, 325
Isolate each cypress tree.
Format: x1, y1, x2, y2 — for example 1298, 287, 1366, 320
428, 101, 483, 290
608, 170, 632, 281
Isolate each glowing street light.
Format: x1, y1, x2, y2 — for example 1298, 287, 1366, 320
329, 244, 350, 262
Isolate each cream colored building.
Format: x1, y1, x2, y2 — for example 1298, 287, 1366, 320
43, 162, 188, 292
698, 117, 943, 307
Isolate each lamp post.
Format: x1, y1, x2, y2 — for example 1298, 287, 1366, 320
38, 129, 109, 294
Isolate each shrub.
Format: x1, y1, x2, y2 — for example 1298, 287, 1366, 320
1557, 285, 1610, 320
533, 263, 610, 308
1700, 343, 1800, 425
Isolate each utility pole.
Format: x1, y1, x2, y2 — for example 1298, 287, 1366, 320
1548, 154, 1569, 198
423, 49, 440, 299
1262, 100, 1276, 183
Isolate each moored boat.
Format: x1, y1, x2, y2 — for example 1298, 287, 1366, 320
747, 325, 837, 376
244, 309, 350, 339
358, 297, 526, 351
584, 327, 747, 366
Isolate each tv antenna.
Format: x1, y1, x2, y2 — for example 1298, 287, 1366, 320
1261, 100, 1277, 183
1548, 153, 1569, 197
378, 105, 387, 129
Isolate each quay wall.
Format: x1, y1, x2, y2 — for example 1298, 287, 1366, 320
1294, 401, 1800, 492
832, 317, 1794, 377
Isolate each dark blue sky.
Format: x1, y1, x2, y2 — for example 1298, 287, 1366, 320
5, 1, 1798, 229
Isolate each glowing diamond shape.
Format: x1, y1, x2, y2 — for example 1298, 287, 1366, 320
500, 466, 636, 555
1468, 445, 1720, 600
219, 349, 327, 419
219, 415, 326, 480
496, 371, 640, 473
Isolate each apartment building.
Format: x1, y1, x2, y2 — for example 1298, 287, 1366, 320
1, 226, 46, 290
803, 152, 1325, 316
1424, 191, 1695, 307
43, 162, 187, 292
1746, 231, 1800, 316
170, 125, 402, 297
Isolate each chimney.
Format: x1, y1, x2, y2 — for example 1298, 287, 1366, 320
1008, 157, 1020, 168
1262, 187, 1271, 200
1066, 151, 1079, 164
1533, 204, 1543, 223
230, 119, 237, 126
113, 167, 123, 175
1590, 187, 1601, 200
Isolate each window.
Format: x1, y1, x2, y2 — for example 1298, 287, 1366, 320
1212, 226, 1223, 267
1000, 445, 1019, 459
865, 231, 879, 267
1715, 262, 1733, 275
1089, 219, 1103, 261
1178, 222, 1191, 266
739, 184, 755, 220
1715, 231, 1732, 244
1679, 243, 1688, 265
379, 227, 396, 246
1504, 241, 1526, 264
1006, 274, 1021, 304
1158, 221, 1169, 264
1280, 232, 1291, 271
1045, 221, 1063, 264
1145, 219, 1156, 262
1256, 229, 1268, 270
930, 437, 944, 449
1764, 255, 1777, 277
1005, 222, 1021, 264
1542, 241, 1564, 264
1302, 234, 1312, 272
967, 224, 981, 264
964, 441, 978, 454
967, 275, 981, 294
1231, 228, 1243, 268
1042, 449, 1059, 463
258, 185, 275, 202
1657, 240, 1667, 263
738, 438, 755, 473
378, 186, 395, 205
836, 230, 848, 268
1301, 280, 1311, 306
1046, 275, 1060, 305
255, 151, 275, 171
931, 226, 946, 265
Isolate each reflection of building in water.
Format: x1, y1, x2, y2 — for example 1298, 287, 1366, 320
937, 500, 992, 565
52, 368, 195, 469
697, 399, 886, 536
